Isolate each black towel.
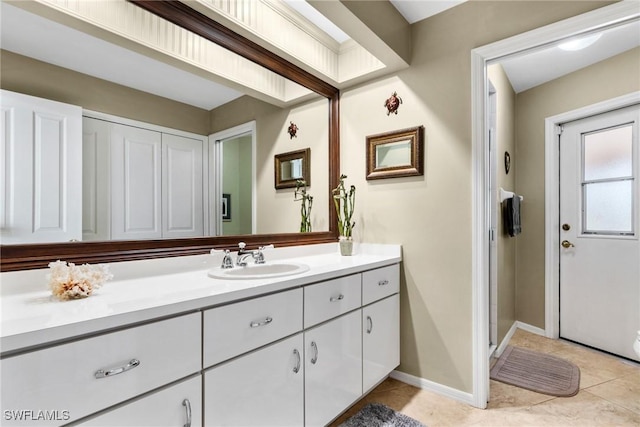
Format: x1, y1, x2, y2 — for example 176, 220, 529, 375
504, 195, 521, 237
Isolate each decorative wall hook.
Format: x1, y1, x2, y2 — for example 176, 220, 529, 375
384, 91, 403, 115
287, 121, 299, 138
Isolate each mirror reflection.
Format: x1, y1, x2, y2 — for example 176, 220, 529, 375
376, 141, 412, 168
274, 148, 311, 190
0, 1, 330, 245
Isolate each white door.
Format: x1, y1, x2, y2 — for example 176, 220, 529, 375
305, 310, 362, 427
205, 333, 304, 427
82, 117, 110, 241
0, 90, 82, 244
77, 376, 201, 427
363, 294, 400, 392
161, 133, 204, 238
560, 104, 640, 361
110, 123, 162, 240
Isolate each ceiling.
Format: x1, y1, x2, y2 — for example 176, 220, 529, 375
2, 1, 639, 108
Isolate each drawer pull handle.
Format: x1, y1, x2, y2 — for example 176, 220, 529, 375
249, 317, 273, 328
329, 294, 344, 302
94, 358, 140, 379
378, 279, 389, 286
366, 316, 373, 334
293, 349, 301, 373
182, 399, 192, 427
310, 341, 318, 364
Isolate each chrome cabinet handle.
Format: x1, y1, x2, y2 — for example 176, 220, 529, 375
329, 294, 344, 302
249, 317, 273, 328
293, 349, 301, 373
366, 316, 373, 334
378, 279, 389, 286
182, 399, 192, 427
310, 341, 318, 364
94, 358, 140, 379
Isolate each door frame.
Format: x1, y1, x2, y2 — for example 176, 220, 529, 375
470, 2, 639, 409
544, 92, 640, 340
208, 121, 257, 236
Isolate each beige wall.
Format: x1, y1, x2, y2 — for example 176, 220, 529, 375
0, 50, 209, 134
341, 0, 611, 392
210, 96, 330, 234
488, 64, 517, 345
514, 46, 640, 328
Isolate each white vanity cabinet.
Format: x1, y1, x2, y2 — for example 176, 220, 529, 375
0, 90, 82, 244
204, 334, 304, 427
0, 250, 401, 427
304, 309, 362, 427
0, 313, 200, 426
362, 264, 401, 392
77, 375, 202, 427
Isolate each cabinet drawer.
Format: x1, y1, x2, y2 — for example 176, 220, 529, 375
203, 288, 303, 367
362, 264, 400, 305
0, 313, 200, 426
304, 274, 361, 327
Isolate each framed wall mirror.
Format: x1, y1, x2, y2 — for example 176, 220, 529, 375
0, 0, 339, 271
275, 148, 311, 189
366, 126, 424, 180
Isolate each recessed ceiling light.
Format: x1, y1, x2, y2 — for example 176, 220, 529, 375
558, 33, 602, 51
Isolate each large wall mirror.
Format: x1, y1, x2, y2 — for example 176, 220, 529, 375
0, 0, 339, 271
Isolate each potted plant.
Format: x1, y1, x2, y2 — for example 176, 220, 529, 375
294, 179, 313, 233
332, 174, 356, 255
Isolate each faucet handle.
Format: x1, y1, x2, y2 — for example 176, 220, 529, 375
238, 242, 247, 251
221, 250, 234, 269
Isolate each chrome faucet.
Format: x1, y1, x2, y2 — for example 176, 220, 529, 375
236, 242, 273, 266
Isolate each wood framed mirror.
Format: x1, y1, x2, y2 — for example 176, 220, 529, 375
274, 148, 311, 189
0, 0, 339, 272
366, 126, 424, 180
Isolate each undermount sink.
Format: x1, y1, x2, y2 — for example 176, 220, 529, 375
208, 262, 310, 280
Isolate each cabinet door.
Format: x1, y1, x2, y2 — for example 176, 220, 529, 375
162, 134, 204, 238
305, 310, 362, 427
78, 375, 202, 427
205, 333, 304, 427
0, 90, 82, 244
82, 117, 110, 241
110, 123, 162, 240
363, 294, 400, 392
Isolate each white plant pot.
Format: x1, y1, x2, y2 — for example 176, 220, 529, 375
339, 236, 353, 256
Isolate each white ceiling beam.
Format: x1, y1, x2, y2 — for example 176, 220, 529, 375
309, 0, 411, 72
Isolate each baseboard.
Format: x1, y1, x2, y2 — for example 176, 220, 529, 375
515, 321, 546, 337
495, 321, 518, 357
390, 370, 475, 406
494, 321, 547, 358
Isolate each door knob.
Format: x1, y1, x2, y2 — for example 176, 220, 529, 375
561, 240, 575, 248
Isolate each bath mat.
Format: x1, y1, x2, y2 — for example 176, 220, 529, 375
491, 345, 580, 397
339, 402, 426, 427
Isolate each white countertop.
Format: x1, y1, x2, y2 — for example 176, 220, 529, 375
0, 243, 401, 355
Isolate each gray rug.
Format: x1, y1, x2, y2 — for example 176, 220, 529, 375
490, 345, 580, 397
339, 403, 425, 427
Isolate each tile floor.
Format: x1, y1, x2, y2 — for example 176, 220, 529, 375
331, 329, 640, 426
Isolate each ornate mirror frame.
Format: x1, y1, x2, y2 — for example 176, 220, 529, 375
0, 0, 339, 272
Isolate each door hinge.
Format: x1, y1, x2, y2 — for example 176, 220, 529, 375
489, 228, 495, 242
555, 125, 564, 136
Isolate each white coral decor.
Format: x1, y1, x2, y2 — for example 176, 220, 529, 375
47, 260, 113, 300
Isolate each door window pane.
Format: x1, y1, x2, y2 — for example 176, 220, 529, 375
583, 125, 632, 181
583, 180, 632, 234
